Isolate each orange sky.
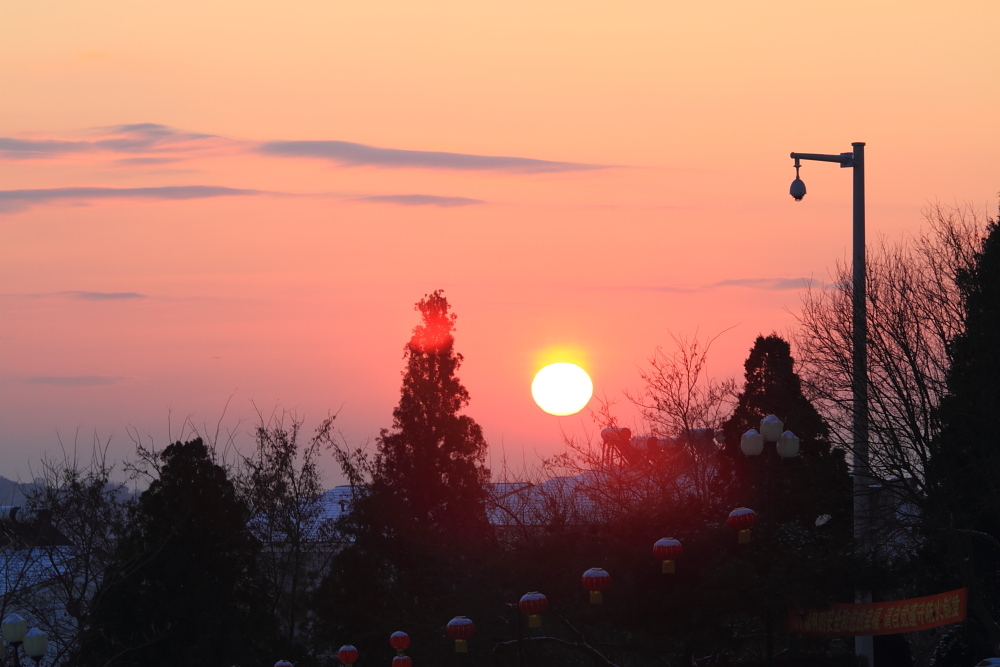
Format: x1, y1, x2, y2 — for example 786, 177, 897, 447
1, 1, 998, 484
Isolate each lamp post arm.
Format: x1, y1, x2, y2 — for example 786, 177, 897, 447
789, 151, 855, 167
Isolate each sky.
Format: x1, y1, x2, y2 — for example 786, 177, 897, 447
1, 1, 998, 486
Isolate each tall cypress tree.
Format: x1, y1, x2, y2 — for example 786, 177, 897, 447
373, 289, 491, 542
316, 291, 493, 662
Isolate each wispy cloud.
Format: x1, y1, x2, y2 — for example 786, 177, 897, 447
115, 157, 183, 166
2, 124, 609, 176
56, 291, 147, 301
24, 376, 126, 387
606, 277, 833, 294
0, 138, 95, 159
0, 185, 264, 214
0, 124, 226, 160
92, 123, 219, 153
258, 140, 607, 173
355, 194, 485, 207
709, 277, 831, 291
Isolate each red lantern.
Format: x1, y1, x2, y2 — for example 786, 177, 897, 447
518, 591, 549, 628
275, 662, 294, 667
653, 537, 683, 574
390, 630, 411, 655
338, 645, 359, 665
392, 657, 413, 667
582, 567, 611, 604
446, 616, 476, 653
728, 507, 757, 544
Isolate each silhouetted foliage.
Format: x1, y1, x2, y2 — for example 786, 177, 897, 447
372, 289, 491, 543
796, 204, 987, 512
79, 438, 271, 667
14, 444, 133, 665
236, 411, 340, 659
316, 291, 494, 664
926, 212, 1000, 653
721, 334, 852, 531
713, 335, 856, 661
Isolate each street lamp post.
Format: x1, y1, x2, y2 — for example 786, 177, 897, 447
1, 615, 48, 666
741, 415, 800, 667
21, 629, 48, 665
2, 614, 27, 667
788, 142, 872, 667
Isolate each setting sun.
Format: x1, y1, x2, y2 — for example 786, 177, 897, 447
531, 363, 594, 416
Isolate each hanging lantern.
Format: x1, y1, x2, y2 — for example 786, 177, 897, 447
275, 661, 294, 667
392, 656, 413, 667
390, 631, 411, 656
338, 645, 359, 665
582, 567, 611, 604
518, 591, 549, 628
728, 507, 757, 544
652, 537, 683, 573
446, 616, 476, 653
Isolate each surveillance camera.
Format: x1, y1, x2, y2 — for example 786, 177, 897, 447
789, 177, 806, 201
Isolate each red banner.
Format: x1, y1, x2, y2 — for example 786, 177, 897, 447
788, 588, 967, 636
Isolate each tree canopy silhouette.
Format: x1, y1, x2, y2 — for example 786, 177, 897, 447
926, 213, 1000, 656
371, 289, 491, 543
722, 334, 850, 529
79, 438, 270, 667
316, 291, 493, 662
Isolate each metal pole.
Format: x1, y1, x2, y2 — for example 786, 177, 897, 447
851, 142, 874, 666
789, 142, 871, 666
518, 605, 524, 667
765, 450, 774, 667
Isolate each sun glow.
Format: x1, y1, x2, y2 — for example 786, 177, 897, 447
531, 363, 594, 416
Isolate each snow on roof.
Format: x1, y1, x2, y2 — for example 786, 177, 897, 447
315, 485, 356, 524
0, 547, 76, 596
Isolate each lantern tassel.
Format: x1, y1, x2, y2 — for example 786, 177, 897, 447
739, 529, 751, 544
590, 590, 603, 604
455, 639, 468, 653
662, 559, 675, 574
528, 614, 542, 628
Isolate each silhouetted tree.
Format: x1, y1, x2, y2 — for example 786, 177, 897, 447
316, 291, 493, 663
717, 334, 855, 664
629, 333, 737, 506
926, 212, 1000, 654
721, 334, 851, 530
796, 204, 987, 511
372, 289, 491, 542
236, 411, 339, 657
15, 444, 133, 665
79, 438, 271, 667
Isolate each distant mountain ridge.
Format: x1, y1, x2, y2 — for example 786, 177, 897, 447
0, 476, 41, 506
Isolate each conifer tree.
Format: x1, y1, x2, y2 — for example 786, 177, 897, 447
931, 217, 1000, 534
78, 439, 271, 667
372, 289, 491, 543
927, 216, 1000, 656
316, 292, 493, 662
721, 334, 851, 528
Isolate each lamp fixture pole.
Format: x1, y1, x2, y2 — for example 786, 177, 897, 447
788, 142, 871, 666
